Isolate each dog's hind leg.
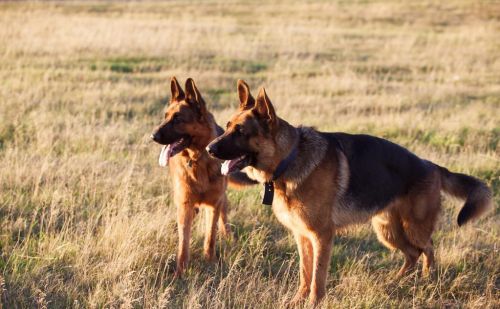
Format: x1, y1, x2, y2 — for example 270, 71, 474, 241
400, 219, 436, 276
402, 188, 441, 276
175, 203, 195, 278
372, 209, 422, 278
421, 240, 435, 276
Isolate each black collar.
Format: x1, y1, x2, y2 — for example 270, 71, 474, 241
262, 142, 299, 206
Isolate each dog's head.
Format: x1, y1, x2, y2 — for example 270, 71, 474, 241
151, 77, 210, 166
206, 80, 280, 175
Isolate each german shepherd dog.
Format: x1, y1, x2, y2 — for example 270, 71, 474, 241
206, 80, 493, 305
151, 77, 255, 278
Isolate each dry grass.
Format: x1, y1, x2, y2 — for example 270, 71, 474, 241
0, 1, 499, 308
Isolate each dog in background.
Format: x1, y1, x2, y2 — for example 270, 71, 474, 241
206, 80, 493, 305
151, 77, 255, 278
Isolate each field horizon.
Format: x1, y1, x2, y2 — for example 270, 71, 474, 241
0, 1, 499, 308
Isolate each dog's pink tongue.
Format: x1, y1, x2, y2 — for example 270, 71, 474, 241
158, 145, 172, 167
221, 159, 239, 175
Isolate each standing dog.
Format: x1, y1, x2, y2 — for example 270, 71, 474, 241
206, 80, 493, 305
151, 77, 254, 278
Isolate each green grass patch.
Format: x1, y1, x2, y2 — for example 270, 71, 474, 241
0, 123, 15, 150
88, 57, 173, 74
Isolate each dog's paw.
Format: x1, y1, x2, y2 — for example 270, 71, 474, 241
173, 269, 183, 280
203, 251, 216, 263
286, 289, 309, 308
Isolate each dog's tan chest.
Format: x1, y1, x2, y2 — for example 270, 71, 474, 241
272, 194, 314, 236
169, 155, 224, 200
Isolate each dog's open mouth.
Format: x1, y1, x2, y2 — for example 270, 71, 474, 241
221, 155, 251, 175
158, 137, 191, 167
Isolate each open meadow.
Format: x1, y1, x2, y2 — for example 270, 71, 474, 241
0, 1, 499, 308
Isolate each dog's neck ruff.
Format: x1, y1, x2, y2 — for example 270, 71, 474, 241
262, 135, 299, 206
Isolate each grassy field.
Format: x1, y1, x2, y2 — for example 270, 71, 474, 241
0, 1, 499, 308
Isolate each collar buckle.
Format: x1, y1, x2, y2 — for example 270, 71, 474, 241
261, 139, 299, 206
262, 182, 274, 206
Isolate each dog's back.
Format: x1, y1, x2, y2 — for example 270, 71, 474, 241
325, 133, 432, 211
324, 132, 492, 225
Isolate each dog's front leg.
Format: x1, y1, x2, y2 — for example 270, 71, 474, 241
309, 231, 334, 305
202, 205, 220, 261
289, 233, 314, 306
175, 203, 195, 278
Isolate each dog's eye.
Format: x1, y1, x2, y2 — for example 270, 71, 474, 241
226, 122, 231, 129
235, 124, 245, 135
173, 114, 183, 124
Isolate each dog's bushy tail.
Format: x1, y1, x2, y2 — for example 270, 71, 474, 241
228, 171, 258, 189
438, 166, 493, 226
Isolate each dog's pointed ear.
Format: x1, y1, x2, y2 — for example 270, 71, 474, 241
237, 79, 255, 110
170, 76, 185, 102
185, 78, 207, 116
253, 87, 276, 125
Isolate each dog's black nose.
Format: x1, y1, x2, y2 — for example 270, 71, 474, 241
151, 132, 161, 143
205, 143, 217, 156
